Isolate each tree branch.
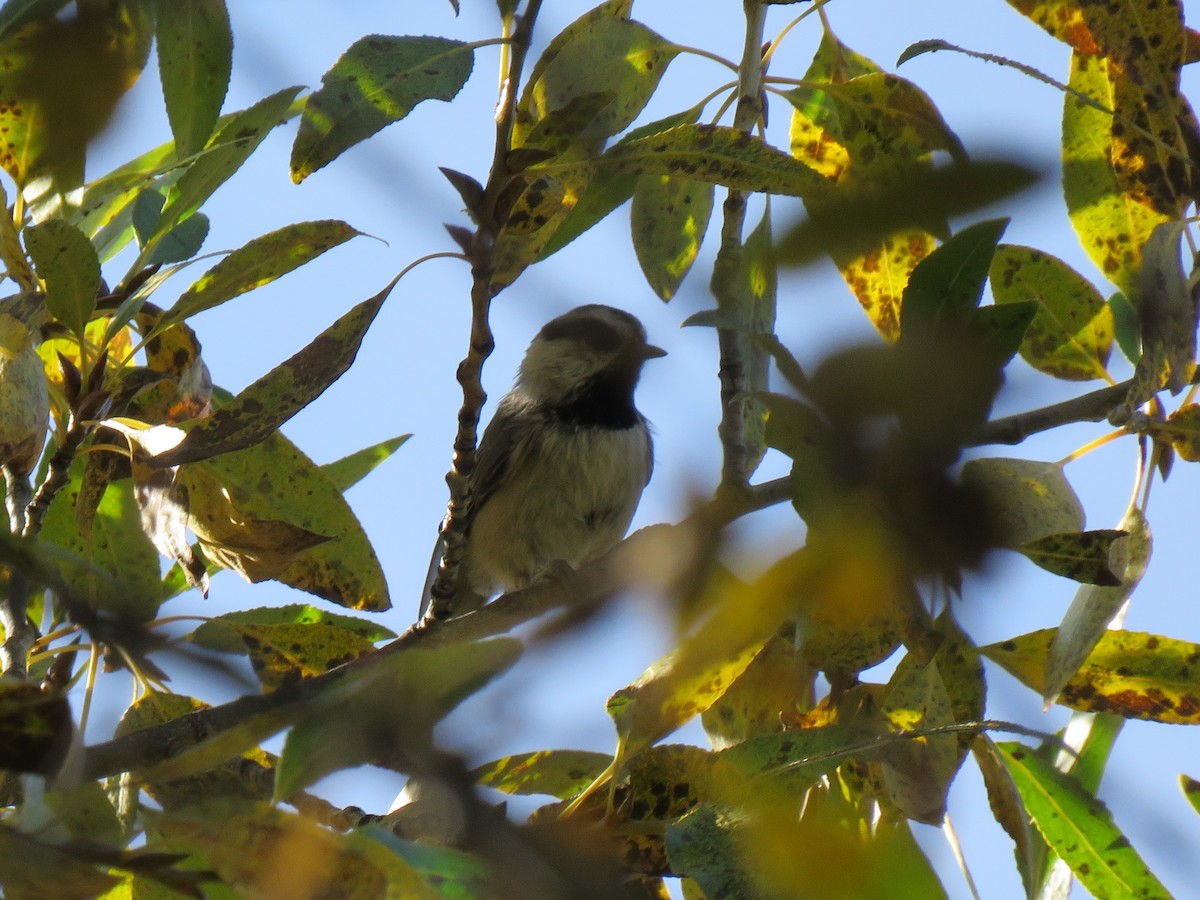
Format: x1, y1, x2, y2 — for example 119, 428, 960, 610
83, 474, 795, 780
425, 0, 546, 621
712, 1, 769, 488
968, 379, 1133, 446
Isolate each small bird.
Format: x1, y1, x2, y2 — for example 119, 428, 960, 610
423, 304, 665, 619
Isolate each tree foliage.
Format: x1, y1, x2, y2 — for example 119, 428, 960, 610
0, 0, 1195, 897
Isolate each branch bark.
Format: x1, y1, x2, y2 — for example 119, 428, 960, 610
712, 1, 769, 488
424, 1, 545, 621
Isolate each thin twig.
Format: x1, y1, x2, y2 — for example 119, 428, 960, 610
425, 0, 546, 621
711, 0, 769, 488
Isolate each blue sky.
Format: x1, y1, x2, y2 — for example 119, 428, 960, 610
78, 2, 1200, 896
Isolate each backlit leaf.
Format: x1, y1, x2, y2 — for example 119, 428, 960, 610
472, 749, 612, 799
179, 432, 389, 610
151, 274, 395, 467
997, 741, 1171, 899
155, 0, 232, 158
321, 433, 410, 492
990, 244, 1113, 380
24, 219, 99, 338
984, 628, 1200, 723
162, 219, 362, 328
291, 35, 474, 182
596, 124, 832, 198
1063, 51, 1170, 299
514, 15, 679, 150
40, 466, 162, 622
631, 174, 713, 300
0, 0, 151, 189
1154, 403, 1200, 461
158, 87, 301, 238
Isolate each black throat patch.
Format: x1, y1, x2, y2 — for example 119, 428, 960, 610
547, 369, 640, 429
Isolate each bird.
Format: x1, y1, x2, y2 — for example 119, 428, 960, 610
422, 304, 665, 620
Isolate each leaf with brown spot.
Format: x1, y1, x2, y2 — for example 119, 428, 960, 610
513, 10, 677, 151
160, 220, 363, 329
1043, 507, 1152, 705
702, 630, 814, 749
0, 1, 152, 190
175, 430, 390, 610
1005, 0, 1100, 53
997, 741, 1171, 899
983, 627, 1200, 724
116, 692, 273, 811
473, 749, 613, 799
1063, 51, 1169, 300
149, 275, 397, 468
1151, 403, 1200, 461
192, 620, 379, 692
989, 244, 1114, 381
878, 655, 959, 823
291, 35, 474, 182
155, 0, 232, 158
593, 123, 832, 199
631, 174, 713, 301
1017, 528, 1128, 585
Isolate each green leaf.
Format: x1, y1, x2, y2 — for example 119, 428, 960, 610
193, 620, 379, 692
1181, 774, 1200, 817
539, 102, 704, 258
983, 628, 1200, 723
990, 244, 1114, 380
900, 218, 1008, 339
1043, 507, 1152, 704
321, 433, 410, 492
154, 0, 232, 158
596, 123, 832, 198
472, 749, 613, 799
274, 638, 521, 799
24, 219, 100, 338
194, 604, 395, 646
972, 735, 1042, 896
151, 273, 395, 467
514, 15, 680, 150
156, 86, 301, 239
147, 211, 210, 265
40, 468, 162, 622
291, 35, 474, 182
1063, 50, 1170, 299
161, 219, 363, 328
630, 174, 713, 300
176, 430, 391, 610
997, 742, 1172, 899
1017, 529, 1127, 585
960, 457, 1083, 546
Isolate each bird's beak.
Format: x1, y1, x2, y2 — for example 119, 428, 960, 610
643, 343, 667, 359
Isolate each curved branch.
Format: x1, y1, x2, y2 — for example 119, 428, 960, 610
968, 379, 1133, 446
